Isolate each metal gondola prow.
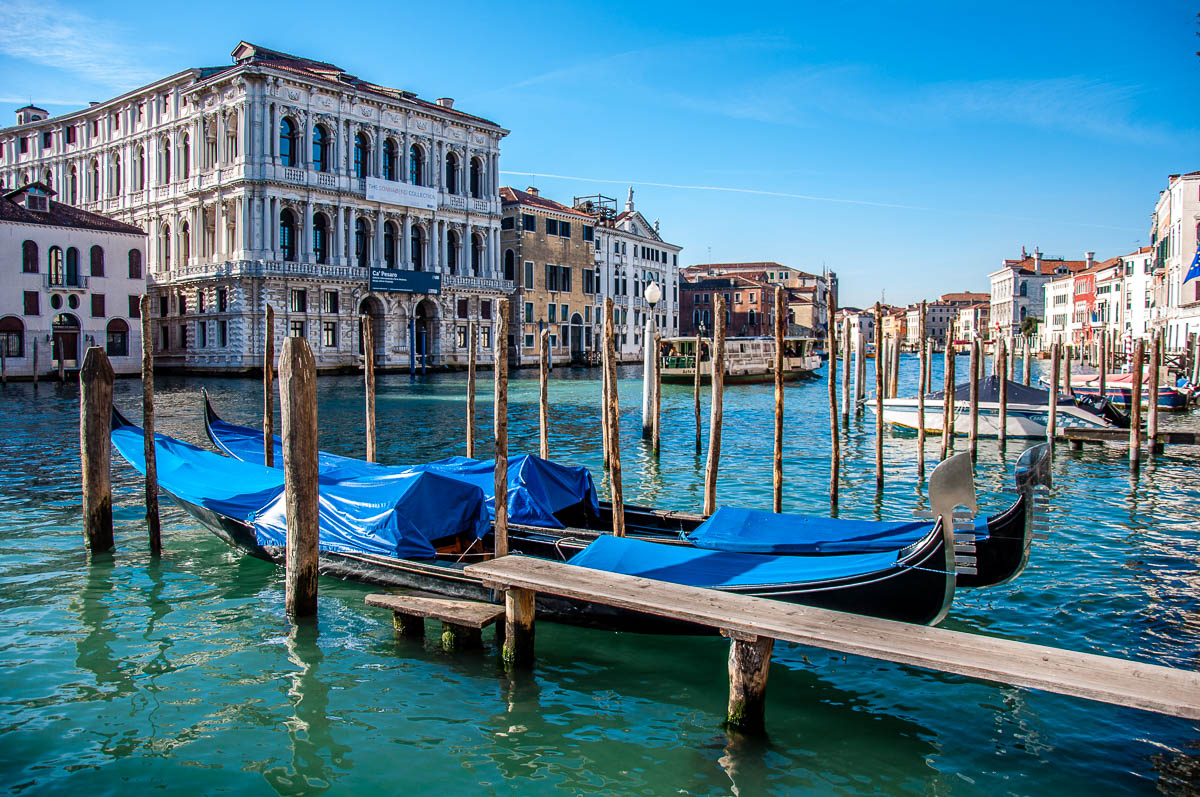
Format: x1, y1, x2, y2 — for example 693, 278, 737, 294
926, 451, 977, 624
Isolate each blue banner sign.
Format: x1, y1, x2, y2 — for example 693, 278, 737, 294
369, 268, 442, 295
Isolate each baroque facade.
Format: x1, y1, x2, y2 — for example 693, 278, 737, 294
0, 42, 511, 372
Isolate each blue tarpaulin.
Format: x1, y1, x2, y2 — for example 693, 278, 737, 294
207, 412, 598, 528
113, 423, 490, 559
567, 534, 903, 588
685, 506, 966, 554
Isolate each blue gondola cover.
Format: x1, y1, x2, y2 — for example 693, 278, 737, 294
686, 507, 955, 554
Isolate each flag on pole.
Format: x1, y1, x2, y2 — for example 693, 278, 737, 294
1186, 248, 1200, 283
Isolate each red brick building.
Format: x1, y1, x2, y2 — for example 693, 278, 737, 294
680, 274, 777, 337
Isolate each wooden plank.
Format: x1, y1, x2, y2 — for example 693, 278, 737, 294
1059, 428, 1200, 445
365, 594, 504, 628
465, 556, 1200, 720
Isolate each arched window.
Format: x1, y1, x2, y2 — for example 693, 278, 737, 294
355, 217, 369, 267
68, 166, 77, 204
0, 316, 24, 358
470, 157, 482, 198
1019, 281, 1027, 297
161, 138, 171, 184
693, 309, 700, 328
110, 153, 121, 195
43, 168, 52, 188
180, 133, 191, 179
89, 158, 99, 201
445, 151, 459, 194
90, 245, 105, 277
135, 145, 145, 190
161, 224, 171, 269
21, 240, 37, 274
313, 214, 329, 264
748, 309, 756, 327
280, 209, 297, 261
180, 222, 191, 263
312, 125, 330, 173
411, 226, 424, 270
279, 118, 298, 167
1020, 306, 1027, 321
354, 133, 369, 179
382, 139, 397, 181
409, 144, 423, 185
703, 309, 711, 328
470, 233, 484, 276
225, 112, 239, 162
383, 221, 397, 268
65, 247, 79, 286
128, 249, 142, 279
106, 319, 129, 357
48, 246, 63, 285
447, 230, 459, 274
504, 249, 515, 282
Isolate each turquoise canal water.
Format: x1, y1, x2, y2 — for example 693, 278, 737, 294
2, 354, 1199, 795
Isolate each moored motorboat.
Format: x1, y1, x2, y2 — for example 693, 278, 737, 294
1038, 373, 1191, 411
659, 336, 820, 384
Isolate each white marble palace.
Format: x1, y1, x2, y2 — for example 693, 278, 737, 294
0, 41, 511, 372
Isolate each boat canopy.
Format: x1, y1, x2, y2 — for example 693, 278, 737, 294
206, 405, 598, 528
567, 534, 905, 588
929, 375, 1055, 405
112, 423, 490, 559
684, 506, 971, 554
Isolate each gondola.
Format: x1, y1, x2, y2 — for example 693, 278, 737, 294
112, 407, 969, 627
203, 392, 1051, 590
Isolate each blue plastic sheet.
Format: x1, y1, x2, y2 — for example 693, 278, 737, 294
208, 414, 598, 528
686, 506, 958, 554
567, 534, 902, 588
113, 423, 489, 559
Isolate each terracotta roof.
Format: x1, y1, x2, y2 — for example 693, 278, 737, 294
939, 291, 991, 304
499, 187, 592, 219
0, 185, 144, 236
1000, 255, 1089, 276
681, 274, 768, 290
684, 262, 821, 280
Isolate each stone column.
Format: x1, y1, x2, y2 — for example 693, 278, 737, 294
429, 215, 439, 271
344, 206, 353, 265
439, 220, 448, 271
402, 214, 412, 266
401, 132, 409, 182
303, 201, 313, 262
374, 208, 384, 267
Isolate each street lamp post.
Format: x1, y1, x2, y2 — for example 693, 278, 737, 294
641, 281, 663, 438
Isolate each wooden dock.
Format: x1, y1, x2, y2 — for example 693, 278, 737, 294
1058, 427, 1200, 447
464, 556, 1200, 730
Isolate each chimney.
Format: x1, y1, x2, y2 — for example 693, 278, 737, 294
1033, 247, 1042, 272
1085, 251, 1095, 269
435, 97, 454, 109
525, 186, 539, 196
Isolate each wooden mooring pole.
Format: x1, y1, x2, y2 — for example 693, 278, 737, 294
704, 296, 726, 515
940, 341, 953, 460
854, 325, 866, 412
280, 337, 319, 618
1, 351, 6, 385
495, 300, 511, 553
1148, 332, 1161, 452
968, 338, 980, 460
1047, 343, 1060, 447
873, 302, 883, 489
140, 296, 161, 553
652, 333, 661, 456
31, 338, 37, 388
603, 298, 625, 536
601, 331, 611, 469
1099, 332, 1108, 399
840, 317, 851, 422
917, 305, 927, 479
773, 288, 784, 513
1129, 338, 1145, 466
1063, 345, 1072, 400
539, 328, 549, 460
693, 333, 702, 453
827, 297, 839, 509
58, 348, 64, 383
890, 335, 901, 399
997, 336, 1008, 447
1023, 337, 1032, 386
264, 304, 275, 467
80, 347, 114, 553
724, 632, 774, 734
363, 315, 376, 463
466, 321, 476, 458
502, 586, 535, 668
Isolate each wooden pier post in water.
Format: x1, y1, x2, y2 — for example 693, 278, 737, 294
1047, 343, 1060, 446
140, 295, 161, 553
1063, 345, 1072, 400
774, 287, 785, 513
854, 326, 867, 412
539, 328, 550, 460
264, 304, 275, 467
603, 299, 625, 536
1, 351, 6, 385
940, 341, 953, 460
80, 347, 114, 553
652, 333, 662, 456
891, 335, 901, 399
601, 333, 611, 469
495, 300, 511, 553
466, 321, 476, 458
724, 633, 774, 734
279, 337, 319, 618
1023, 337, 1033, 386
704, 296, 727, 515
997, 336, 1008, 447
1129, 338, 1145, 466
58, 347, 64, 383
502, 586, 536, 668
694, 333, 702, 453
968, 338, 980, 459
917, 306, 927, 479
31, 338, 37, 387
841, 317, 851, 421
1148, 332, 1161, 451
363, 315, 376, 463
827, 297, 840, 509
1099, 332, 1108, 399
873, 302, 884, 489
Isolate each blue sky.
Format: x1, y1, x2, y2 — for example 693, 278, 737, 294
1, 0, 1196, 308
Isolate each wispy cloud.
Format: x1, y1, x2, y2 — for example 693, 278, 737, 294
0, 0, 161, 89
501, 169, 1143, 232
